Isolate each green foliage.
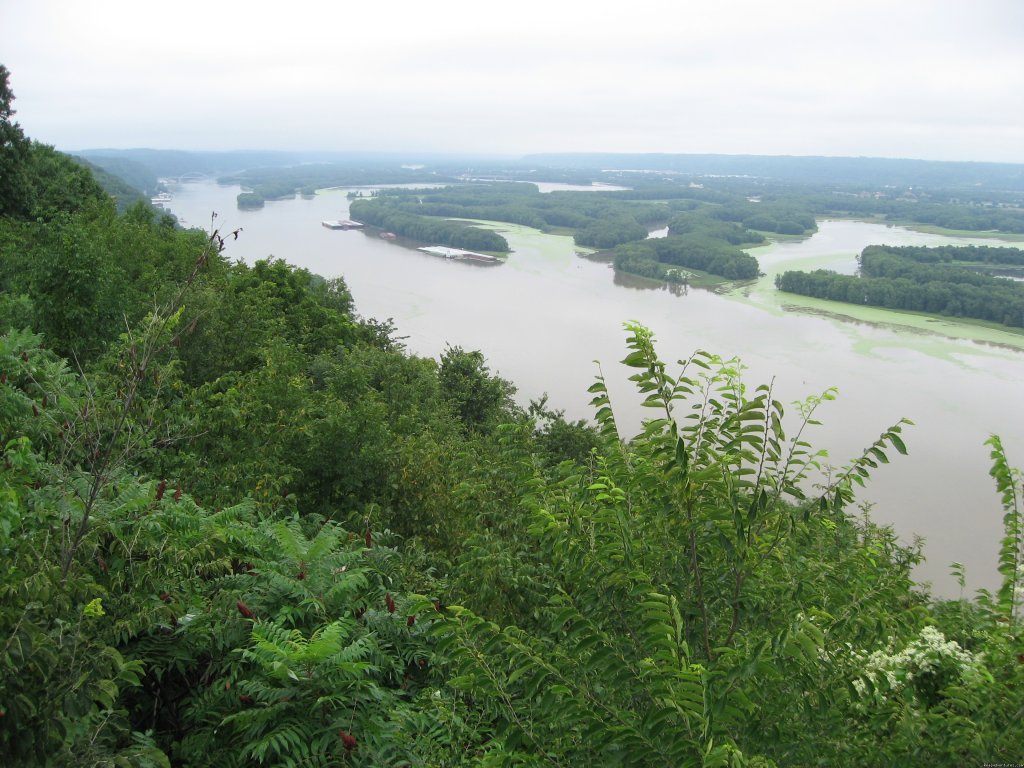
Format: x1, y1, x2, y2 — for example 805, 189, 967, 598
0, 329, 206, 764
438, 345, 517, 434
986, 435, 1022, 625
167, 519, 458, 767
173, 258, 356, 385
0, 64, 32, 218
426, 324, 928, 765
0, 317, 474, 766
528, 396, 601, 467
26, 142, 109, 221
0, 200, 216, 362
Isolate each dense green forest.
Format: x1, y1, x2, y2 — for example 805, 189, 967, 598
776, 245, 1024, 328
4, 65, 1024, 766
349, 197, 511, 253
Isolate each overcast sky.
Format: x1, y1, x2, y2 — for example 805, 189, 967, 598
2, 0, 1022, 163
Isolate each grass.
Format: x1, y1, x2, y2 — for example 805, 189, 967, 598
897, 224, 1024, 242
764, 284, 1024, 345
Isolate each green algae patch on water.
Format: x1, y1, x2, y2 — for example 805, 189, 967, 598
734, 221, 1024, 351
447, 218, 585, 273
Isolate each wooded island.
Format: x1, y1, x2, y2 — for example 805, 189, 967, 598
777, 244, 1024, 328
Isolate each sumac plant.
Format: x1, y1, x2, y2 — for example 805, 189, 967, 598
423, 323, 916, 766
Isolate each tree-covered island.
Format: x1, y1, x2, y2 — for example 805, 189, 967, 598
343, 182, 787, 283
777, 244, 1024, 328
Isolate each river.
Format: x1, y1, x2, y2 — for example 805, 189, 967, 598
166, 181, 1024, 598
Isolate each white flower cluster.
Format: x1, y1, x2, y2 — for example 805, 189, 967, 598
851, 626, 987, 701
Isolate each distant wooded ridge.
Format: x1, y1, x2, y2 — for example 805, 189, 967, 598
76, 148, 1024, 191
74, 149, 512, 178
522, 153, 1024, 190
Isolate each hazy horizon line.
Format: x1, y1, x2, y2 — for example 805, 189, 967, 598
69, 146, 1024, 168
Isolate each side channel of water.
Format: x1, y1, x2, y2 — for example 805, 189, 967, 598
167, 181, 1024, 598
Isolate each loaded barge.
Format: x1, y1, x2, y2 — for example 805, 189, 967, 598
322, 219, 364, 230
417, 246, 500, 263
